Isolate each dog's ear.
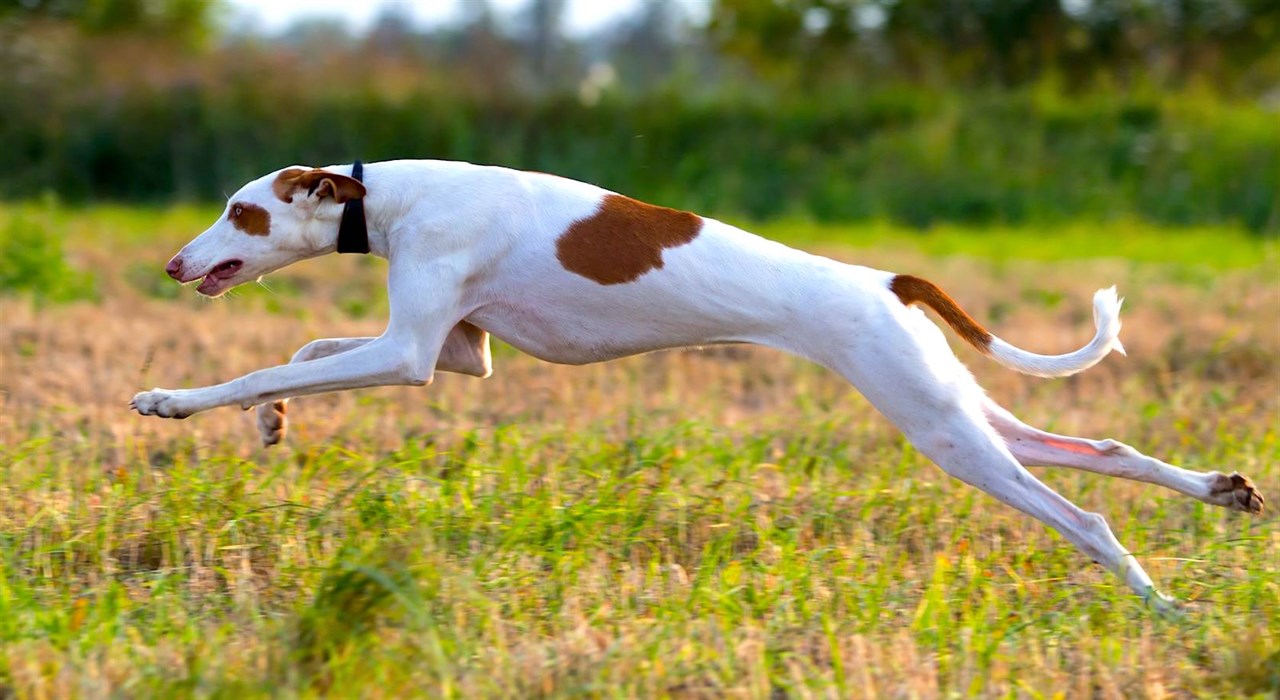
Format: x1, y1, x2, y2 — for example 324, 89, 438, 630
272, 168, 366, 204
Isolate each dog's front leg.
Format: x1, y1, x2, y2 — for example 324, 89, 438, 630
133, 258, 465, 419
130, 331, 438, 418
253, 322, 492, 445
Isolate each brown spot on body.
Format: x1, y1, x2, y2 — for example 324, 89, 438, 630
890, 274, 993, 352
229, 202, 271, 236
272, 167, 366, 204
556, 194, 703, 285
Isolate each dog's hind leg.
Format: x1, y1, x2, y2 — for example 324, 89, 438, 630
255, 337, 375, 446
814, 301, 1172, 607
910, 405, 1172, 607
982, 399, 1264, 513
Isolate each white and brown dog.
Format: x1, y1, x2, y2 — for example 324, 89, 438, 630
132, 159, 1263, 609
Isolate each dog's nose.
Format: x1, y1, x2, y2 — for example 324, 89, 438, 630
165, 256, 183, 280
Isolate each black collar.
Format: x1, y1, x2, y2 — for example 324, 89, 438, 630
336, 160, 369, 254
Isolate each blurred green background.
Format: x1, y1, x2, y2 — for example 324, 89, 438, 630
1, 0, 1277, 232
3, 5, 1278, 696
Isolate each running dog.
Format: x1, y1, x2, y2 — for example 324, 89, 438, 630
132, 160, 1265, 609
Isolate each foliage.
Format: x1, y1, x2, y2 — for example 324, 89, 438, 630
1, 2, 1277, 233
1, 0, 218, 48
1, 80, 1276, 232
0, 209, 97, 303
708, 0, 1280, 92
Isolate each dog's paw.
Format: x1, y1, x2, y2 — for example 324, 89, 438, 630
130, 389, 194, 419
1208, 471, 1265, 514
256, 400, 288, 446
1143, 588, 1183, 618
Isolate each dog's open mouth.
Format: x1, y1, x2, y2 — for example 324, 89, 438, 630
196, 259, 243, 296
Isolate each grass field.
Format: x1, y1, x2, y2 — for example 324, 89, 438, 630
1, 203, 1277, 698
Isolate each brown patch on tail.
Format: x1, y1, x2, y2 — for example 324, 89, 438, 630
556, 194, 703, 285
890, 275, 993, 352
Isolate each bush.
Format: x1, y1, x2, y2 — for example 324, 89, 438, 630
1, 81, 1275, 233
0, 213, 97, 303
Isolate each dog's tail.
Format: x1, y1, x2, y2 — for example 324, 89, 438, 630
888, 274, 1125, 378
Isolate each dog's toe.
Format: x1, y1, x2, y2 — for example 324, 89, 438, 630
256, 401, 288, 447
1231, 473, 1264, 514
1210, 472, 1264, 514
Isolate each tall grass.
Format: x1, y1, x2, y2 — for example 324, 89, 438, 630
0, 204, 1277, 697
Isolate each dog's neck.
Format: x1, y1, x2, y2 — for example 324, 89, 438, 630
325, 161, 391, 258
323, 159, 495, 261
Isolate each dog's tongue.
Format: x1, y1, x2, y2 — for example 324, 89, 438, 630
196, 260, 241, 295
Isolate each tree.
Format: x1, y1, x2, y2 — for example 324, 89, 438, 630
3, 0, 220, 48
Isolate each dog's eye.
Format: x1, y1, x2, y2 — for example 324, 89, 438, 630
233, 205, 243, 217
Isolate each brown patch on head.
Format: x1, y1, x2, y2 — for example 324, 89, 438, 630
272, 168, 307, 203
272, 167, 366, 204
890, 274, 993, 352
556, 194, 703, 285
229, 202, 271, 236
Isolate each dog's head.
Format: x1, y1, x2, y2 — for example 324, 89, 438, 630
165, 166, 366, 296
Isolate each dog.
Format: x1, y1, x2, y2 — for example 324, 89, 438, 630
132, 159, 1264, 609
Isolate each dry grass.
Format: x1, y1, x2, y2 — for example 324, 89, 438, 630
0, 205, 1277, 698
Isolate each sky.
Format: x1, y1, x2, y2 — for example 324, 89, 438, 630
225, 0, 706, 38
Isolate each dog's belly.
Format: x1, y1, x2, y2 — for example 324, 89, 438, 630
468, 301, 717, 365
